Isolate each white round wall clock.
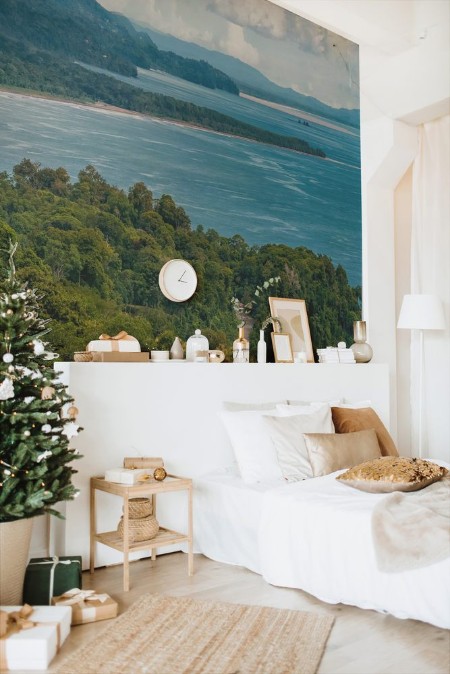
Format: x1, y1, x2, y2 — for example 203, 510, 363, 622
158, 259, 198, 302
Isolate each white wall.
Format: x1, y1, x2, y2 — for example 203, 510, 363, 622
269, 0, 450, 459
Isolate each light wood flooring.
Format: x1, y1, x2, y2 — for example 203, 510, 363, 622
34, 552, 450, 674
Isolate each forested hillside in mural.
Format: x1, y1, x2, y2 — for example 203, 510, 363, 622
0, 0, 361, 360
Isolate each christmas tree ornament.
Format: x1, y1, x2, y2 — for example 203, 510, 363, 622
37, 450, 52, 463
153, 467, 167, 481
41, 424, 52, 433
62, 421, 80, 439
0, 378, 14, 400
67, 405, 79, 419
41, 386, 55, 400
23, 430, 31, 437
32, 339, 45, 356
2, 353, 14, 363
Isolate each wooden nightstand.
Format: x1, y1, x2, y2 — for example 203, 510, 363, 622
90, 474, 193, 591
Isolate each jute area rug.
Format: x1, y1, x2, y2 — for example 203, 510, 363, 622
56, 593, 334, 674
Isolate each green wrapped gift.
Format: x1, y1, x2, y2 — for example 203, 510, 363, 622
23, 556, 82, 605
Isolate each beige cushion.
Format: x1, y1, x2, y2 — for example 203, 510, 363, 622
337, 457, 448, 493
331, 407, 398, 457
263, 406, 334, 481
304, 429, 381, 477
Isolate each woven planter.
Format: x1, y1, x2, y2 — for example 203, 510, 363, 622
125, 497, 152, 519
0, 517, 33, 605
117, 515, 159, 543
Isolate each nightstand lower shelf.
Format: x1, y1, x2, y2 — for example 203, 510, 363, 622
94, 527, 189, 553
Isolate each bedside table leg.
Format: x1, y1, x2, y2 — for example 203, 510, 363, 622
151, 494, 156, 561
90, 481, 96, 574
188, 484, 194, 576
123, 495, 130, 591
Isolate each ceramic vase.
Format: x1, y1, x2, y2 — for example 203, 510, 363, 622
350, 321, 373, 363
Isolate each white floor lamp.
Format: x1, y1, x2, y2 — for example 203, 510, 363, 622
397, 294, 446, 458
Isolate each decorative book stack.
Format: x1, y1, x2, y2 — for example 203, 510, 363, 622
317, 347, 356, 364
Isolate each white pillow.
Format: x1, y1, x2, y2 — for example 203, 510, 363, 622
286, 399, 342, 407
276, 402, 335, 418
263, 406, 335, 481
223, 401, 286, 412
220, 410, 284, 484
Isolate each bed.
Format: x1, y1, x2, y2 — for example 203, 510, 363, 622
192, 403, 450, 629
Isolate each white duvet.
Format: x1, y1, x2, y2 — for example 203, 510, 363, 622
194, 464, 450, 629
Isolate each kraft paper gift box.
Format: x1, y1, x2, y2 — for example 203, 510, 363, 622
87, 330, 141, 353
91, 351, 149, 362
23, 556, 82, 606
104, 468, 153, 484
52, 588, 118, 625
0, 604, 71, 670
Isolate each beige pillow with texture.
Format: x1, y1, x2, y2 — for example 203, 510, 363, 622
304, 429, 381, 477
263, 405, 334, 481
337, 457, 448, 493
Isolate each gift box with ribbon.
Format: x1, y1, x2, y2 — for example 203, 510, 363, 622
87, 331, 141, 353
52, 588, 118, 625
23, 556, 82, 606
0, 604, 71, 670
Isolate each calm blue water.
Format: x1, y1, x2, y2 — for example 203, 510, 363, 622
0, 74, 361, 286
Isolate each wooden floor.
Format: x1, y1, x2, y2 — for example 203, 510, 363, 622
36, 552, 450, 674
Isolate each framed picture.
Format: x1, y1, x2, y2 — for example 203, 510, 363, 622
271, 333, 294, 363
268, 297, 314, 362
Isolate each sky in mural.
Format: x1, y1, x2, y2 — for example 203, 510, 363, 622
99, 0, 359, 110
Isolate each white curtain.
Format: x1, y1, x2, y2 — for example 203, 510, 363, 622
410, 115, 450, 461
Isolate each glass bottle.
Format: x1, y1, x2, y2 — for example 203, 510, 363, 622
233, 326, 250, 363
350, 321, 373, 363
257, 329, 266, 364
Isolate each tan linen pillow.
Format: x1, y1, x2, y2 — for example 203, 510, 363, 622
263, 405, 334, 481
331, 407, 398, 457
337, 457, 448, 493
304, 429, 381, 477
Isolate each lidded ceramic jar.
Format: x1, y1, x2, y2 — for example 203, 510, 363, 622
186, 329, 209, 361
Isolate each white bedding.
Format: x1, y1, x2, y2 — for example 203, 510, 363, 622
193, 463, 450, 629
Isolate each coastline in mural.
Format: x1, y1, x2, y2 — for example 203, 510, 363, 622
0, 0, 361, 360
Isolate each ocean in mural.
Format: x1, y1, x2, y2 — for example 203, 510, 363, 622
0, 75, 361, 284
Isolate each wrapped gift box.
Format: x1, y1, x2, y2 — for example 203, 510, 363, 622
52, 589, 118, 625
104, 468, 152, 485
23, 556, 82, 606
91, 352, 149, 362
87, 331, 140, 353
0, 604, 71, 670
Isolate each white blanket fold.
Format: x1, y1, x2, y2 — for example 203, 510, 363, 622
372, 477, 450, 573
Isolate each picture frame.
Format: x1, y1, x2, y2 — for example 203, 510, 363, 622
271, 332, 294, 363
268, 297, 314, 362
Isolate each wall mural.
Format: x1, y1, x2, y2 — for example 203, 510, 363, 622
0, 0, 361, 361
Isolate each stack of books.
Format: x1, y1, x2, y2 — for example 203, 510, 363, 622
317, 347, 356, 364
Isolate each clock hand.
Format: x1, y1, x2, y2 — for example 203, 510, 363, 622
178, 270, 188, 282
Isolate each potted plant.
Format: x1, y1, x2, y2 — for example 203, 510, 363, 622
0, 242, 81, 604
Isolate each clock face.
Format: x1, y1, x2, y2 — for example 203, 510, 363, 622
158, 259, 198, 302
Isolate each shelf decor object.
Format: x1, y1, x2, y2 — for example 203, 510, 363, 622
397, 293, 446, 458
350, 321, 373, 363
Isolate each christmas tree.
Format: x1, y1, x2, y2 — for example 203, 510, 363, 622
0, 242, 81, 522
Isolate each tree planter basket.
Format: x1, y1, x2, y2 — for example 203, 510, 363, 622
0, 518, 33, 605
117, 515, 159, 542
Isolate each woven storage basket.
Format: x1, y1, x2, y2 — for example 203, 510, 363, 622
125, 497, 152, 519
117, 515, 159, 542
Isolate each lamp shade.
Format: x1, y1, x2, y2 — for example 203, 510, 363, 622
397, 294, 446, 330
